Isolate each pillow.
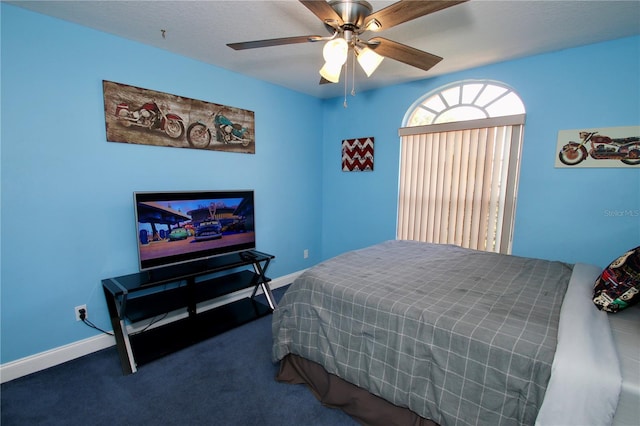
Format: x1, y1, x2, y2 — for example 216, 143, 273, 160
593, 246, 640, 312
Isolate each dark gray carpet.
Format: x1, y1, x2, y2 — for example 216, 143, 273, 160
1, 288, 357, 425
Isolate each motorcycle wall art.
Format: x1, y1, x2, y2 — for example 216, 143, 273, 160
103, 80, 255, 154
555, 126, 640, 168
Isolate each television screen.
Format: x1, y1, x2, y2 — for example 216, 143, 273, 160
134, 190, 255, 270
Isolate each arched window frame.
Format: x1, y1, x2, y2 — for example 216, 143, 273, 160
397, 80, 526, 254
403, 80, 526, 127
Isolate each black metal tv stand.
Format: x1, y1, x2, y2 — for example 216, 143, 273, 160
102, 250, 275, 375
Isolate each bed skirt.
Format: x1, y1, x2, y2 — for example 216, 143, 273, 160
276, 354, 439, 426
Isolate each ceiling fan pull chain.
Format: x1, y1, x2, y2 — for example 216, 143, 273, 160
351, 51, 356, 97
343, 54, 348, 108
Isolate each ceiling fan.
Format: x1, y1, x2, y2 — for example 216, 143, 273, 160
227, 0, 468, 85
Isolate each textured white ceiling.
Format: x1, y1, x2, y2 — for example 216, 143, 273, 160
8, 0, 640, 98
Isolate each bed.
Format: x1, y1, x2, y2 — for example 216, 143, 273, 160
609, 305, 640, 426
272, 240, 628, 426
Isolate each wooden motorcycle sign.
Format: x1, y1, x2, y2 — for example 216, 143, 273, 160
556, 126, 640, 168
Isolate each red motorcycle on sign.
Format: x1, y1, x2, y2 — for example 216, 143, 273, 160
558, 131, 640, 166
115, 100, 185, 139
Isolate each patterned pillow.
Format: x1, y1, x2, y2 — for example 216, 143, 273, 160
593, 246, 640, 313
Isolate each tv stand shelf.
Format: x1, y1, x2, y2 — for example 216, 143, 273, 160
102, 250, 275, 375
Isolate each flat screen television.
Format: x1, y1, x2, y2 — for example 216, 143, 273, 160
134, 190, 255, 271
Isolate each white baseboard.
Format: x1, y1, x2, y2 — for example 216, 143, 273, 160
0, 272, 300, 384
0, 333, 116, 384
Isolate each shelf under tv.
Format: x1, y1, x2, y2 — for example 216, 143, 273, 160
102, 250, 275, 374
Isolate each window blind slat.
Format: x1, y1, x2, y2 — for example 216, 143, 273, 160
398, 124, 521, 254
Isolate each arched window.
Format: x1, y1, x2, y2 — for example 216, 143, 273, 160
405, 80, 525, 126
397, 81, 526, 254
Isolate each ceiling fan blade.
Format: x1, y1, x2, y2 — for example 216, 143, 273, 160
319, 76, 334, 85
227, 35, 321, 50
369, 37, 442, 71
299, 0, 344, 27
366, 0, 468, 31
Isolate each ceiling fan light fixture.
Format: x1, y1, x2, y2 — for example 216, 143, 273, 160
355, 45, 384, 77
322, 38, 349, 65
365, 18, 382, 32
319, 61, 343, 83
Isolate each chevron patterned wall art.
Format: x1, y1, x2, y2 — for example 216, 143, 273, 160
342, 137, 374, 172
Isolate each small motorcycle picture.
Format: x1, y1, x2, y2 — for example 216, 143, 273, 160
115, 99, 185, 139
186, 111, 252, 148
558, 131, 640, 166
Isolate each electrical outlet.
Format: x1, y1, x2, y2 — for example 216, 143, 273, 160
303, 249, 309, 259
75, 304, 87, 321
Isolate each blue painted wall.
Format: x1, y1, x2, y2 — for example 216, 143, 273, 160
1, 4, 323, 363
2, 3, 639, 365
320, 37, 640, 267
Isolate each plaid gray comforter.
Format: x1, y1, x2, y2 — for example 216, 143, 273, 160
272, 240, 574, 426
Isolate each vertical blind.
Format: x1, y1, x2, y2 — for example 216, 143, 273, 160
397, 115, 524, 254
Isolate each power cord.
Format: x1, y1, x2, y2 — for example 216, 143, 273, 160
130, 313, 168, 335
78, 308, 114, 336
77, 308, 167, 337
